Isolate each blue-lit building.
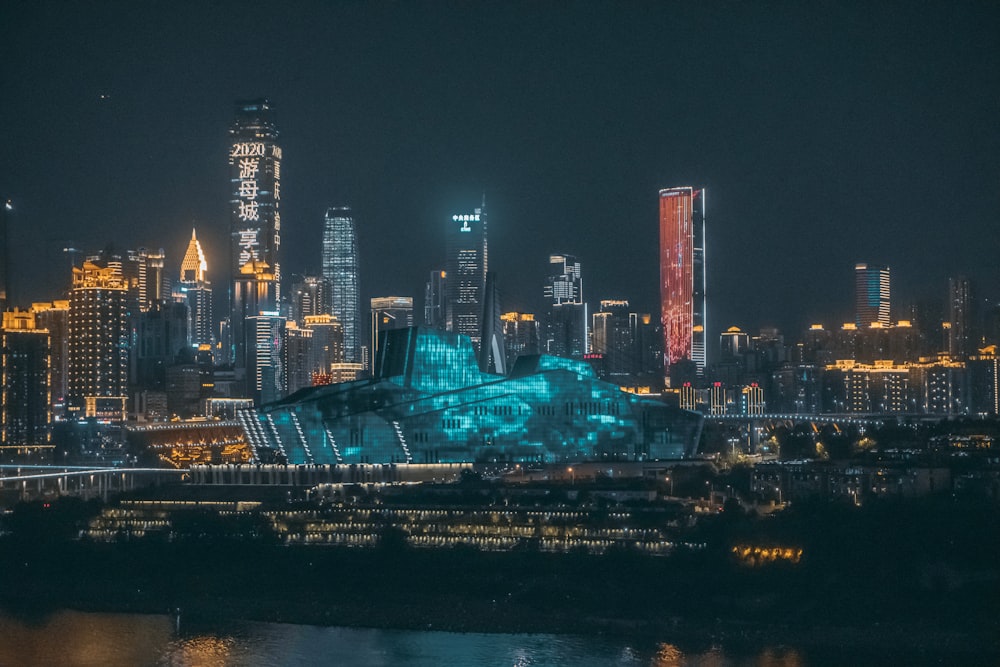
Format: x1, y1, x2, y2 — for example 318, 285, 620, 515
251, 327, 702, 465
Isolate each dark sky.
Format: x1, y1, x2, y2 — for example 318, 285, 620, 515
3, 1, 999, 339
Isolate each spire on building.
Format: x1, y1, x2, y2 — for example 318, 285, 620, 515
180, 228, 208, 283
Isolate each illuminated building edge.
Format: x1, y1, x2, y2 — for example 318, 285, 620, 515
255, 327, 702, 464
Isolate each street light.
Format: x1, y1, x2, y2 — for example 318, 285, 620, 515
665, 475, 673, 497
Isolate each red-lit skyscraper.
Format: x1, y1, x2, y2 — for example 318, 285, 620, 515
659, 187, 706, 382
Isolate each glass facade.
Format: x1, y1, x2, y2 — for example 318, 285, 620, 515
257, 327, 702, 465
854, 263, 891, 328
323, 207, 360, 363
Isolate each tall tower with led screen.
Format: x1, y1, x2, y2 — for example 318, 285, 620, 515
445, 200, 487, 351
659, 187, 706, 382
229, 99, 281, 386
323, 207, 360, 364
855, 263, 890, 328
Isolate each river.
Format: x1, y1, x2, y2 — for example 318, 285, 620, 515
0, 608, 977, 666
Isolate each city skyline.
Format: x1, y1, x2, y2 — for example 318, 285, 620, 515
2, 2, 998, 338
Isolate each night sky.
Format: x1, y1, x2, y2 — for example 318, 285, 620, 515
3, 1, 999, 340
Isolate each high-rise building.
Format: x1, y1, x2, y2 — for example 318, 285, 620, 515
290, 275, 332, 325
370, 296, 413, 357
132, 301, 189, 394
445, 202, 487, 350
544, 254, 586, 358
246, 310, 285, 405
68, 259, 129, 421
177, 229, 213, 348
947, 276, 975, 358
304, 314, 344, 381
591, 299, 633, 377
659, 187, 706, 380
424, 270, 447, 330
31, 301, 69, 410
323, 207, 360, 363
229, 98, 281, 385
1, 309, 50, 446
501, 312, 540, 369
284, 322, 313, 394
124, 247, 166, 313
855, 263, 891, 328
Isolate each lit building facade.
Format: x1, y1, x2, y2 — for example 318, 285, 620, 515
544, 254, 586, 358
290, 275, 332, 325
659, 187, 706, 380
254, 327, 703, 465
501, 312, 540, 369
947, 276, 975, 359
177, 229, 213, 348
230, 98, 281, 381
247, 311, 285, 405
591, 300, 633, 378
323, 207, 360, 363
304, 314, 345, 382
1, 310, 50, 446
124, 247, 166, 313
32, 301, 69, 409
446, 204, 487, 350
855, 263, 891, 327
68, 260, 129, 421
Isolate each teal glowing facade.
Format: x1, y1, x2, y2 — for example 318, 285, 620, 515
255, 327, 702, 464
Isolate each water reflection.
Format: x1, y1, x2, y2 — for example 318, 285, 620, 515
0, 608, 965, 666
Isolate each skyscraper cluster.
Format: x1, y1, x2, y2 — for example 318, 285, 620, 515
2, 95, 999, 464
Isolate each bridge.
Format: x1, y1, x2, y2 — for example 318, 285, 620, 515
0, 465, 187, 503
706, 413, 905, 427
703, 413, 937, 451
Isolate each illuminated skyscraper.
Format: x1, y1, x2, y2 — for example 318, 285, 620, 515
246, 311, 285, 405
544, 254, 586, 358
659, 187, 706, 380
855, 263, 890, 328
322, 207, 360, 363
31, 301, 69, 409
501, 312, 540, 369
591, 299, 633, 377
177, 229, 213, 348
229, 99, 281, 386
124, 247, 166, 313
290, 275, 332, 325
947, 276, 975, 358
446, 201, 487, 350
1, 309, 50, 446
68, 259, 129, 421
304, 314, 344, 381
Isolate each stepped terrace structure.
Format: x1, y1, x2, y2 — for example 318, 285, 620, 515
247, 327, 702, 465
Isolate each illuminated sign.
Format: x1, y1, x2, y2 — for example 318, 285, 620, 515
231, 137, 280, 267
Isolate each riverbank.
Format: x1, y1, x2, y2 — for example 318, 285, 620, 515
1, 537, 997, 660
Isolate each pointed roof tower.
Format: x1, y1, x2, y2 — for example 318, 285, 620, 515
180, 228, 208, 283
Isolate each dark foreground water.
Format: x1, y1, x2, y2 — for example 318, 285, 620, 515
0, 609, 977, 666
